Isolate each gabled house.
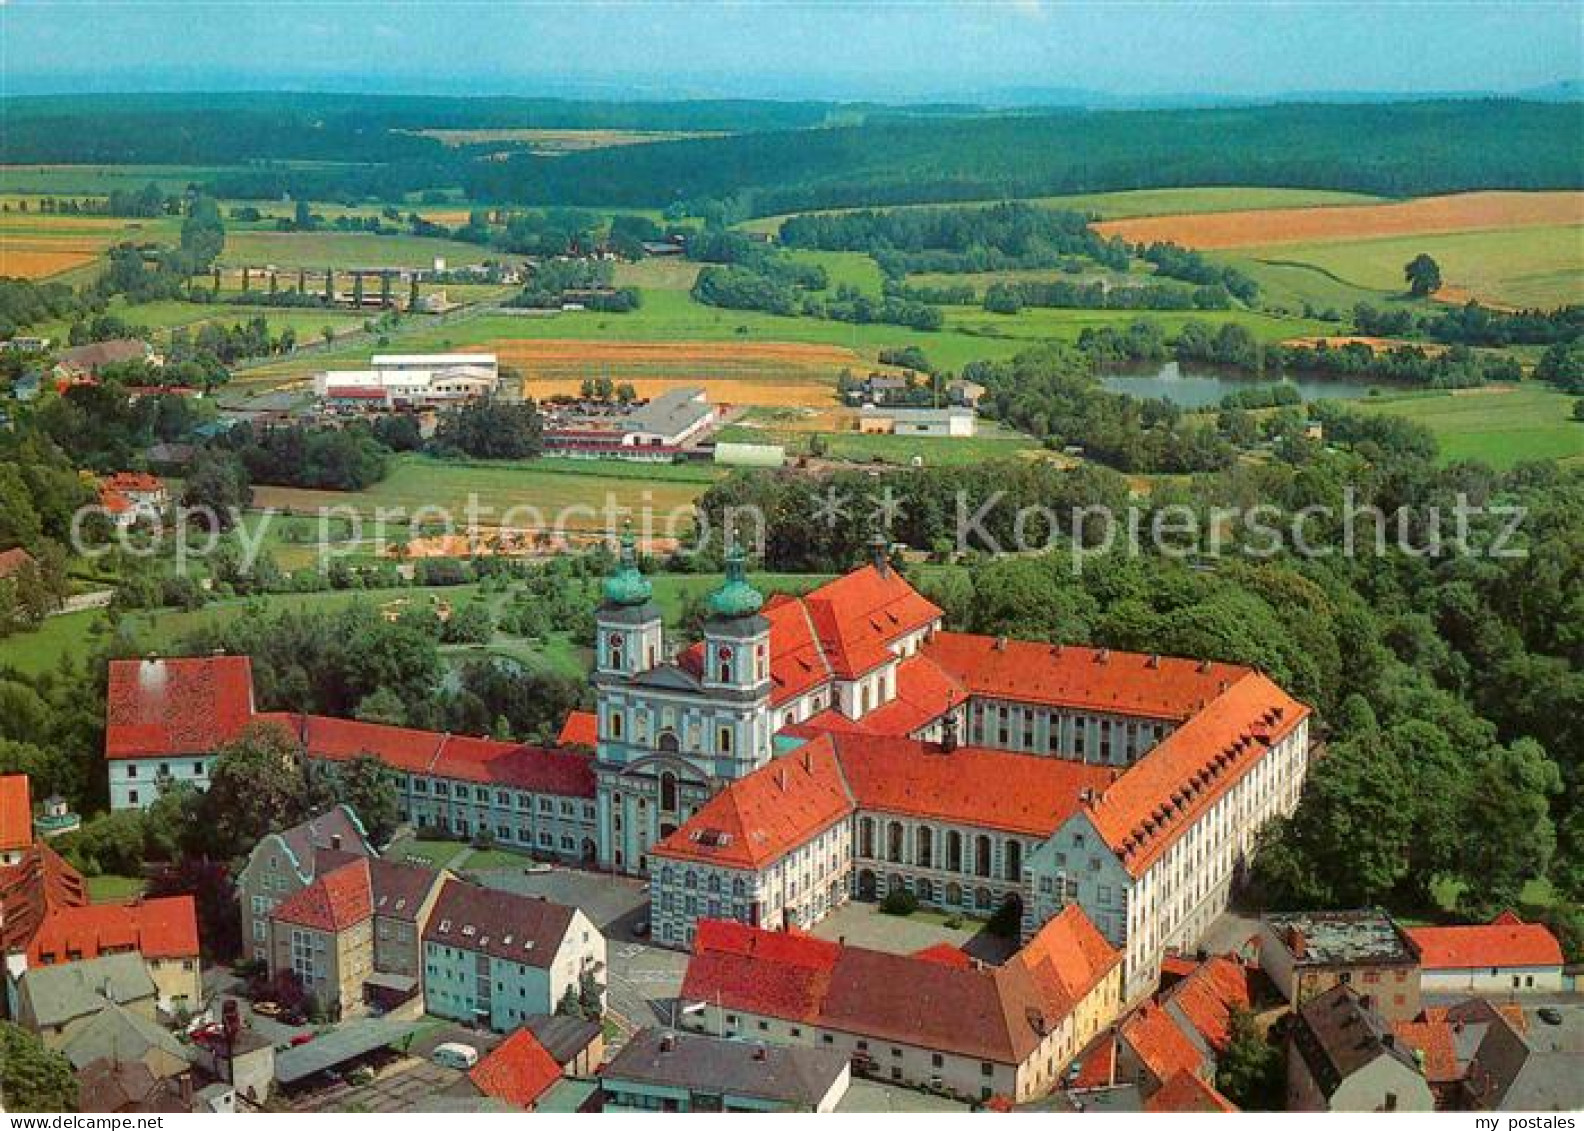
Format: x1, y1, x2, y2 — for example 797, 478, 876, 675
236, 804, 373, 964
1287, 984, 1433, 1112
1405, 912, 1565, 994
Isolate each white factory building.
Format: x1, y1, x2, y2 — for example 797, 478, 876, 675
315, 353, 500, 409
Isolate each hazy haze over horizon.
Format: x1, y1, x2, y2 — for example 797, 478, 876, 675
2, 0, 1580, 103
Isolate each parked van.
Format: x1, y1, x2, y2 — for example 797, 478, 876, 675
432, 1042, 480, 1070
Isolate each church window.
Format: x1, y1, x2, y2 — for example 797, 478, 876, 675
609, 711, 623, 739
718, 726, 733, 755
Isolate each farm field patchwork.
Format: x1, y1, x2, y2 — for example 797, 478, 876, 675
0, 209, 180, 278
1234, 225, 1584, 310
1092, 190, 1584, 248
1359, 385, 1584, 468
218, 229, 499, 270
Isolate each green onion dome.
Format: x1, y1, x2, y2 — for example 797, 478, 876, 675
603, 530, 653, 607
708, 542, 764, 618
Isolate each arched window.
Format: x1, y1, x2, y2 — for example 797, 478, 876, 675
708, 874, 721, 894
684, 871, 697, 890
609, 636, 624, 668
658, 731, 680, 755
660, 771, 678, 811
916, 826, 933, 869
947, 830, 963, 872
887, 821, 905, 865
974, 834, 992, 878
732, 877, 746, 897
859, 818, 876, 859
1004, 840, 1022, 882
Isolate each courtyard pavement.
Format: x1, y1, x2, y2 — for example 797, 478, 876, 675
809, 901, 1018, 964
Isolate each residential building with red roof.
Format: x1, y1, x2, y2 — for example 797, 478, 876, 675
0, 842, 201, 1015
0, 774, 32, 865
1406, 911, 1565, 994
678, 906, 1123, 1104
236, 805, 373, 964
97, 472, 168, 530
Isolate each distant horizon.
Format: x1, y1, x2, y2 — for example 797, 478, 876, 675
2, 1, 1579, 105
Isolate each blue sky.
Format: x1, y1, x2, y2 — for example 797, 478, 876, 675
2, 1, 1579, 100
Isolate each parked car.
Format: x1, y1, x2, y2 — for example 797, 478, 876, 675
632, 920, 650, 938
1538, 1007, 1564, 1026
252, 1001, 282, 1018
432, 1042, 480, 1070
289, 1033, 315, 1047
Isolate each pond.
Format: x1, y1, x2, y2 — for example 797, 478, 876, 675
1098, 361, 1383, 408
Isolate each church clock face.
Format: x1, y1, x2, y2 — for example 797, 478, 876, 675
609, 633, 623, 647
718, 646, 733, 661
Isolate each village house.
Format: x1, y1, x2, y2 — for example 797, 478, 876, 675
98, 471, 168, 528
52, 338, 160, 382
236, 805, 373, 964
1287, 984, 1434, 1112
1, 842, 202, 1015
1260, 909, 1423, 1024
421, 877, 606, 1032
1405, 911, 1565, 995
601, 1028, 852, 1113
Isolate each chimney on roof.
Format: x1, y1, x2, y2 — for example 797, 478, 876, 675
1198, 659, 1211, 672
994, 636, 1008, 652
1096, 649, 1110, 664
1287, 925, 1306, 959
1146, 654, 1159, 669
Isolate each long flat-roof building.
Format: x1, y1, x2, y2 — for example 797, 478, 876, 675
315, 353, 499, 409
601, 1028, 851, 1113
1260, 909, 1422, 1024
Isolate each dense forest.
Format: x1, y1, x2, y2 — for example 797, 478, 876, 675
466, 101, 1584, 211
3, 97, 1578, 210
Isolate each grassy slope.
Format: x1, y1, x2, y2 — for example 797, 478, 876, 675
218, 229, 498, 270
1233, 225, 1584, 310
246, 452, 721, 529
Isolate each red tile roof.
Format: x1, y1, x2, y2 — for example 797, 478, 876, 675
1163, 955, 1253, 1054
1406, 914, 1564, 971
1067, 1034, 1119, 1090
0, 774, 32, 853
682, 920, 840, 1023
722, 565, 942, 706
923, 633, 1252, 721
102, 472, 164, 495
469, 1027, 563, 1109
831, 733, 1117, 838
272, 858, 373, 933
255, 713, 598, 798
0, 547, 36, 580
652, 737, 855, 870
1086, 672, 1308, 876
26, 895, 200, 964
1392, 1018, 1462, 1084
1120, 1001, 1207, 1086
0, 843, 86, 953
911, 942, 974, 969
105, 656, 256, 760
1145, 1069, 1238, 1113
684, 908, 1118, 1065
556, 710, 597, 747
